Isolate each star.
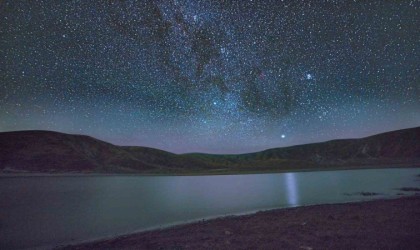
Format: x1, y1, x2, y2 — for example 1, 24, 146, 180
0, 1, 417, 154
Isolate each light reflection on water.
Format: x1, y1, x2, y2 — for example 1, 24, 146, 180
285, 172, 299, 206
0, 168, 419, 249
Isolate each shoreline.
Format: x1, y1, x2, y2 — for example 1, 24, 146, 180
61, 195, 420, 249
1, 164, 419, 178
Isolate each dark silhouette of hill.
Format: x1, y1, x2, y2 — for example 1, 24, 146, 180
0, 131, 207, 173
0, 127, 419, 173
189, 126, 420, 170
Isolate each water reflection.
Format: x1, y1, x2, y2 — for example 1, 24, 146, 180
1, 168, 419, 249
284, 172, 299, 206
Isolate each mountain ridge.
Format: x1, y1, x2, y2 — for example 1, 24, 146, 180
0, 127, 419, 174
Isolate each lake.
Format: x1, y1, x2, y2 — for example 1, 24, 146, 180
1, 168, 419, 249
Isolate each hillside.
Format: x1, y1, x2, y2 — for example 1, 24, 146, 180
0, 131, 208, 173
0, 127, 419, 174
189, 126, 420, 170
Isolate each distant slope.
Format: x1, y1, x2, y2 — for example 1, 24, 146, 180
188, 127, 420, 170
0, 131, 208, 173
0, 127, 419, 174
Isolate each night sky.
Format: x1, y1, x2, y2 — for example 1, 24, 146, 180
1, 0, 419, 154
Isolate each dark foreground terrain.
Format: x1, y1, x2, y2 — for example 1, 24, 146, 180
63, 196, 420, 250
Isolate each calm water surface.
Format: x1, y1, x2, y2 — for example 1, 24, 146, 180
1, 168, 419, 249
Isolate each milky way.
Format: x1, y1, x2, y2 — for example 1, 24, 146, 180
1, 0, 419, 153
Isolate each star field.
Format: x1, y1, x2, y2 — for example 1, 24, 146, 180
1, 0, 419, 153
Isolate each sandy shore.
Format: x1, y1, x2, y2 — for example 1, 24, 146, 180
61, 195, 420, 250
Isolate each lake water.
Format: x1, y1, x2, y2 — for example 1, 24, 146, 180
1, 168, 419, 249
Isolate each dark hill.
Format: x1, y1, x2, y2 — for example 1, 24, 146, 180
0, 130, 207, 173
188, 126, 420, 170
0, 127, 419, 174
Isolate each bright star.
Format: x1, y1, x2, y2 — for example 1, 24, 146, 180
306, 74, 312, 80
281, 134, 286, 138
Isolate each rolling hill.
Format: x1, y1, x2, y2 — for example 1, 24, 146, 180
0, 127, 419, 174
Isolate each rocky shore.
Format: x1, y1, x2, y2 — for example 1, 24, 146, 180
62, 195, 420, 249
